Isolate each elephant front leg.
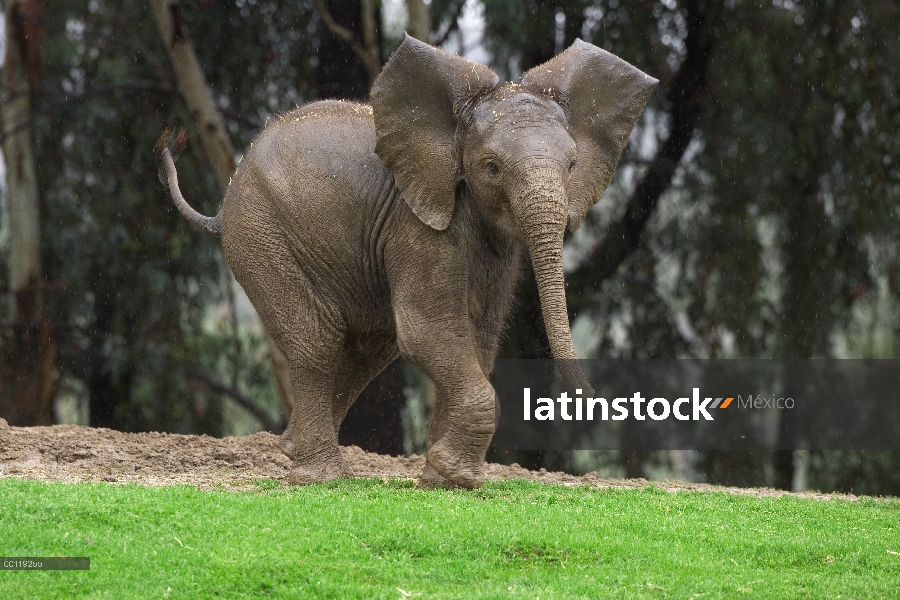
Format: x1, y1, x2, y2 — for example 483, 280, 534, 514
428, 373, 496, 488
415, 253, 521, 489
425, 368, 496, 489
394, 305, 496, 489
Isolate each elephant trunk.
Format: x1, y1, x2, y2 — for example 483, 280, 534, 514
514, 171, 595, 396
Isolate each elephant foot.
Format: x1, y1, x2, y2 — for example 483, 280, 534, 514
427, 432, 488, 489
417, 462, 461, 490
285, 448, 352, 486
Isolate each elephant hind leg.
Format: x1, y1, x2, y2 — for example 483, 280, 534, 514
225, 229, 349, 485
278, 312, 350, 485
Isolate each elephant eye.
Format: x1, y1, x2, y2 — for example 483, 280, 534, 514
568, 159, 576, 173
485, 161, 500, 176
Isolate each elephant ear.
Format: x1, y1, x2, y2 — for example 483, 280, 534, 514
371, 34, 499, 230
522, 39, 658, 232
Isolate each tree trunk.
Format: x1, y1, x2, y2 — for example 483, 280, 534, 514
405, 0, 429, 42
149, 0, 234, 183
150, 0, 293, 428
0, 0, 54, 426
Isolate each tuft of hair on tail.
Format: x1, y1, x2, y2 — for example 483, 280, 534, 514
154, 128, 188, 194
153, 127, 223, 236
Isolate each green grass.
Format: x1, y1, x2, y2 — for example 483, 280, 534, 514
1, 478, 898, 598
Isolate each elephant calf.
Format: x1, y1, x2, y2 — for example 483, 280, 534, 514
156, 35, 656, 488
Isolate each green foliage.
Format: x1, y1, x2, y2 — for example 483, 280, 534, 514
0, 478, 898, 598
684, 0, 900, 359
483, 0, 669, 77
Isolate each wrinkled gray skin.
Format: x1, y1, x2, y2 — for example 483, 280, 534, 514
157, 36, 656, 488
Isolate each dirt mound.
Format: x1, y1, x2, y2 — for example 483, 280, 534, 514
0, 423, 856, 500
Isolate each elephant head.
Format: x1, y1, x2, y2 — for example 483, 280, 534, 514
371, 36, 657, 392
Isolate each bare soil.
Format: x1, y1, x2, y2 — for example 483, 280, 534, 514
0, 417, 858, 500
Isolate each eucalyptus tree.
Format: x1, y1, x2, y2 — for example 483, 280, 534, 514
0, 0, 54, 426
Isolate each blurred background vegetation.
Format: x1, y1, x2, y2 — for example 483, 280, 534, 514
1, 0, 898, 495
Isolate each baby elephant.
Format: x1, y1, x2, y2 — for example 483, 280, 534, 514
156, 35, 656, 488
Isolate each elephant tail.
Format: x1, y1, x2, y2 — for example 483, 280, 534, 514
154, 128, 222, 236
